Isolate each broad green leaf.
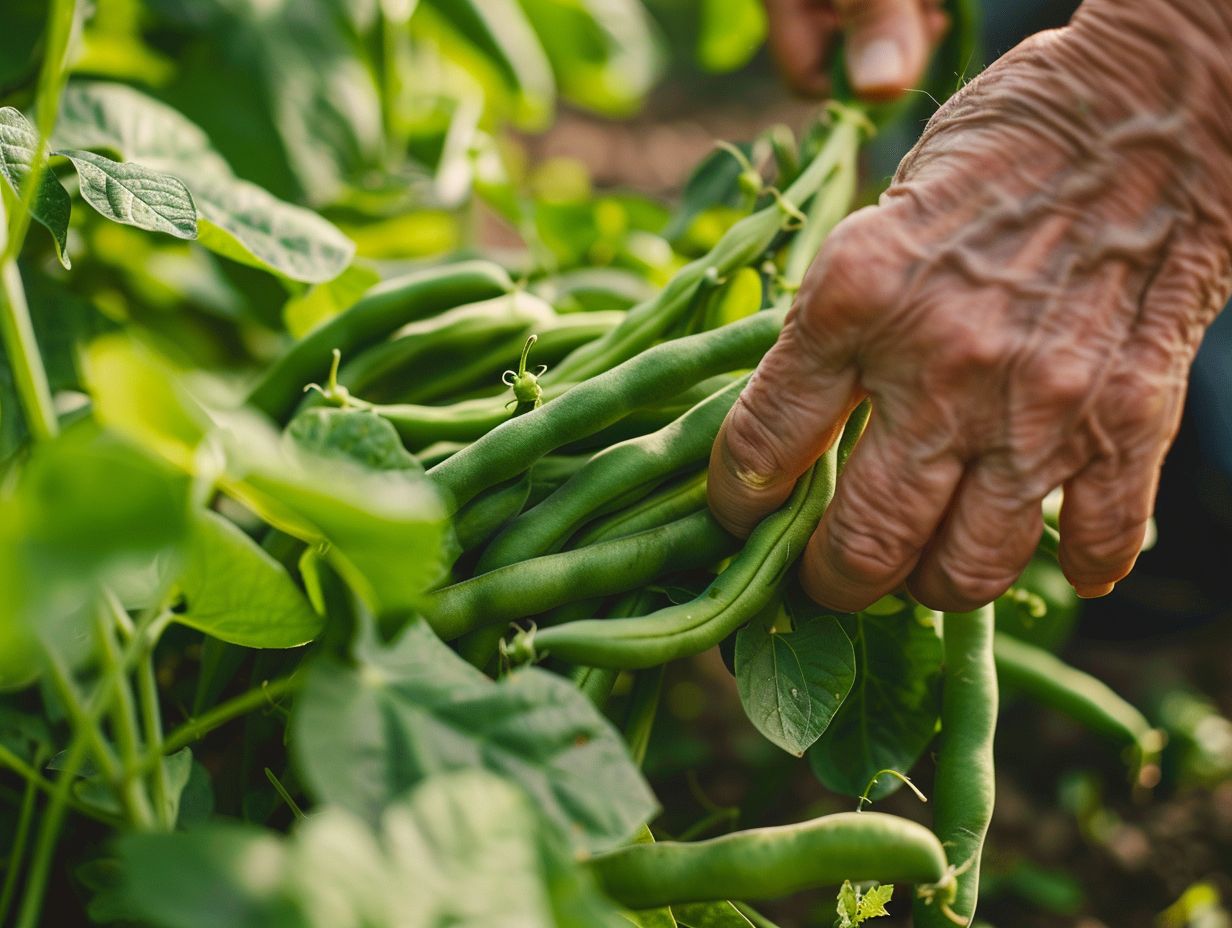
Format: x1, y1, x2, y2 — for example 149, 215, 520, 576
0, 424, 192, 688
808, 605, 944, 800
109, 771, 626, 928
54, 81, 355, 283
734, 588, 856, 756
672, 901, 755, 928
697, 0, 767, 73
292, 620, 658, 852
83, 334, 214, 471
193, 177, 355, 285
0, 107, 72, 267
518, 0, 664, 116
85, 335, 445, 616
175, 509, 323, 649
227, 417, 445, 615
57, 149, 198, 239
417, 0, 555, 129
285, 408, 423, 475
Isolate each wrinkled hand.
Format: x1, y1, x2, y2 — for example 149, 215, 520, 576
712, 0, 1232, 612
764, 0, 950, 100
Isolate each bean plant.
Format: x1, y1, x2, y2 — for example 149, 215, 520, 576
0, 2, 1168, 927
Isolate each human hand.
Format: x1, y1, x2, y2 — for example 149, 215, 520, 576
764, 0, 950, 100
711, 0, 1232, 612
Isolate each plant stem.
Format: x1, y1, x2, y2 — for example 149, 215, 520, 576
158, 674, 299, 760
137, 653, 171, 828
0, 258, 58, 441
13, 728, 87, 928
92, 607, 155, 828
3, 0, 78, 263
0, 765, 39, 926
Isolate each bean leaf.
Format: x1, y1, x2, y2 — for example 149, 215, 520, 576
734, 586, 856, 756
54, 81, 354, 283
672, 901, 755, 927
105, 770, 625, 928
57, 149, 197, 239
0, 107, 72, 268
175, 509, 323, 649
807, 601, 944, 800
292, 619, 658, 853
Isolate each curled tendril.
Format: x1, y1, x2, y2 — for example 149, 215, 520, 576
303, 348, 372, 410
503, 334, 547, 411
915, 867, 964, 925
768, 187, 807, 229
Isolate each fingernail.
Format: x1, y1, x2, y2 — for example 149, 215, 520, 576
850, 37, 905, 93
1075, 582, 1116, 599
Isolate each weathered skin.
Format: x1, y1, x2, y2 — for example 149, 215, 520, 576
713, 0, 1232, 612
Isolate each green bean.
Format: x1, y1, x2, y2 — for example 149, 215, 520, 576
421, 511, 738, 641
332, 292, 554, 399
478, 377, 748, 571
451, 473, 532, 553
587, 811, 948, 909
369, 382, 572, 448
993, 632, 1164, 783
837, 399, 871, 472
511, 447, 837, 669
248, 260, 511, 419
915, 605, 997, 928
572, 469, 708, 548
545, 106, 865, 385
428, 308, 786, 511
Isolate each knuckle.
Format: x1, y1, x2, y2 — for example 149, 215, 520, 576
722, 396, 792, 483
934, 556, 1017, 608
800, 208, 901, 320
825, 507, 913, 585
1022, 352, 1096, 410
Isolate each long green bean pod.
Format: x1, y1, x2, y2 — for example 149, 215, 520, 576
572, 469, 708, 548
478, 377, 748, 571
993, 632, 1163, 783
428, 308, 785, 511
545, 104, 866, 384
325, 292, 555, 399
421, 511, 738, 641
588, 811, 949, 909
510, 447, 837, 669
451, 473, 533, 553
915, 605, 998, 928
248, 261, 512, 419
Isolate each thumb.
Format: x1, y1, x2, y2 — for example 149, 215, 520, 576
834, 0, 931, 100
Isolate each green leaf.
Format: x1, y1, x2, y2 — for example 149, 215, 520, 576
518, 0, 664, 116
54, 81, 355, 283
193, 177, 355, 284
697, 0, 767, 73
84, 334, 446, 616
672, 901, 755, 927
735, 587, 856, 756
285, 408, 423, 475
808, 605, 944, 800
56, 149, 198, 239
0, 424, 192, 688
175, 509, 323, 649
858, 884, 894, 921
837, 881, 860, 924
0, 107, 72, 268
292, 620, 658, 852
109, 771, 626, 928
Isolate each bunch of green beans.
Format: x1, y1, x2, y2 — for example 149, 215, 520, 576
249, 103, 1157, 920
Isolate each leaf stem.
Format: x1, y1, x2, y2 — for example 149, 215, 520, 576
0, 257, 57, 441
157, 674, 300, 761
0, 761, 40, 926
